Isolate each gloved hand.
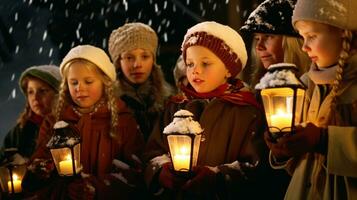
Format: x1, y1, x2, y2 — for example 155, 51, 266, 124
265, 123, 327, 159
67, 176, 95, 200
27, 158, 55, 179
158, 162, 187, 190
111, 156, 143, 187
182, 166, 217, 194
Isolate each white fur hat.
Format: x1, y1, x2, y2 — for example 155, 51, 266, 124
60, 45, 116, 81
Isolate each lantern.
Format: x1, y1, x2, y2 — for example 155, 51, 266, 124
255, 63, 306, 140
47, 121, 81, 176
0, 149, 27, 195
163, 110, 203, 174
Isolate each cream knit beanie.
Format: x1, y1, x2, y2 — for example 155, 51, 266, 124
108, 22, 158, 66
292, 0, 357, 31
60, 45, 116, 81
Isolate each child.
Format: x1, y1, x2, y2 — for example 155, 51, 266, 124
265, 0, 357, 199
24, 45, 145, 199
240, 0, 310, 88
108, 22, 173, 141
0, 65, 61, 162
144, 21, 282, 199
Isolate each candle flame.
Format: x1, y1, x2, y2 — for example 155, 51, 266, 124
65, 154, 72, 161
12, 174, 19, 181
179, 147, 189, 154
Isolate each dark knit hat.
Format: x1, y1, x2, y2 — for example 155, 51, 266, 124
182, 21, 247, 78
19, 65, 61, 95
108, 22, 158, 66
292, 0, 357, 31
240, 0, 298, 36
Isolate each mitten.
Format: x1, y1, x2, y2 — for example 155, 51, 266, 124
111, 157, 143, 187
158, 162, 186, 190
67, 176, 95, 200
182, 166, 217, 194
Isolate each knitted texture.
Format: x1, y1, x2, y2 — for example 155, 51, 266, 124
60, 45, 116, 81
19, 65, 61, 94
181, 21, 247, 78
292, 0, 357, 31
108, 22, 158, 66
240, 0, 298, 36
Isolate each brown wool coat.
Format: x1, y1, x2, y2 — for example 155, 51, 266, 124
144, 97, 290, 199
25, 99, 145, 200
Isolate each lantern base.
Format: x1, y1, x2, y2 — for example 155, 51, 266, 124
269, 131, 295, 143
1, 192, 24, 200
173, 170, 195, 179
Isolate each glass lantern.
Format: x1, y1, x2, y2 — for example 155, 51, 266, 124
163, 110, 203, 174
47, 121, 81, 176
0, 162, 27, 195
256, 63, 306, 139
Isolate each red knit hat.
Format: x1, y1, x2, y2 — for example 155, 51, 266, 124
181, 21, 247, 78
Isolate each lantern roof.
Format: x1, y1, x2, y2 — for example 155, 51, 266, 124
255, 62, 305, 90
46, 121, 81, 148
163, 109, 203, 135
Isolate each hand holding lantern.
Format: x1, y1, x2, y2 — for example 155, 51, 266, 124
47, 121, 81, 176
255, 63, 306, 140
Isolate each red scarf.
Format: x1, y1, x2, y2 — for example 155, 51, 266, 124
177, 79, 262, 109
28, 112, 44, 126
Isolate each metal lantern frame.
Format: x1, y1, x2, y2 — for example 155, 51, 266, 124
47, 122, 82, 177
258, 65, 307, 140
0, 162, 27, 195
166, 132, 202, 175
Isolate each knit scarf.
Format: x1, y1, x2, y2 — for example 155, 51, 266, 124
308, 64, 338, 85
28, 112, 44, 126
180, 79, 261, 109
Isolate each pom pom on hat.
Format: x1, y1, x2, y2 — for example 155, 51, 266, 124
181, 21, 247, 78
292, 0, 357, 31
60, 45, 116, 81
240, 0, 298, 36
19, 65, 61, 94
108, 22, 158, 66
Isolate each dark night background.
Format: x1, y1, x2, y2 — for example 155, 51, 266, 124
0, 0, 262, 143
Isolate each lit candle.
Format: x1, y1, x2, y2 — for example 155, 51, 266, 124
172, 147, 190, 171
59, 154, 77, 175
7, 174, 22, 193
270, 109, 292, 132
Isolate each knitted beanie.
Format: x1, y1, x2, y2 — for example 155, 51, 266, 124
240, 0, 299, 36
60, 45, 116, 82
108, 22, 158, 66
181, 21, 247, 78
292, 0, 357, 31
19, 65, 61, 94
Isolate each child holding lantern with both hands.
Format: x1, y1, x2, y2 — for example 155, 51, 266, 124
144, 21, 288, 199
23, 45, 145, 200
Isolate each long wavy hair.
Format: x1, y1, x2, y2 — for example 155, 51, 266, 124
55, 59, 119, 138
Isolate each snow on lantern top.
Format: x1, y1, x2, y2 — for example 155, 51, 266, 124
255, 63, 304, 90
46, 121, 81, 148
163, 110, 203, 135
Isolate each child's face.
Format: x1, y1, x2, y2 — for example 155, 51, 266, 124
67, 62, 104, 109
119, 48, 154, 84
26, 78, 56, 116
296, 20, 343, 68
186, 46, 231, 93
254, 33, 284, 69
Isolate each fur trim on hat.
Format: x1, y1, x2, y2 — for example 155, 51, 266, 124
108, 22, 158, 66
181, 21, 247, 78
19, 65, 61, 94
292, 0, 357, 31
60, 45, 116, 81
241, 0, 298, 36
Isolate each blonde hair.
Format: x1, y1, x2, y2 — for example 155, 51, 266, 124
55, 59, 119, 138
329, 29, 354, 122
250, 35, 310, 88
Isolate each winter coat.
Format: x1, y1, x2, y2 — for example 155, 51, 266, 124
272, 54, 357, 200
117, 69, 172, 141
144, 93, 290, 199
23, 99, 145, 200
0, 117, 42, 162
